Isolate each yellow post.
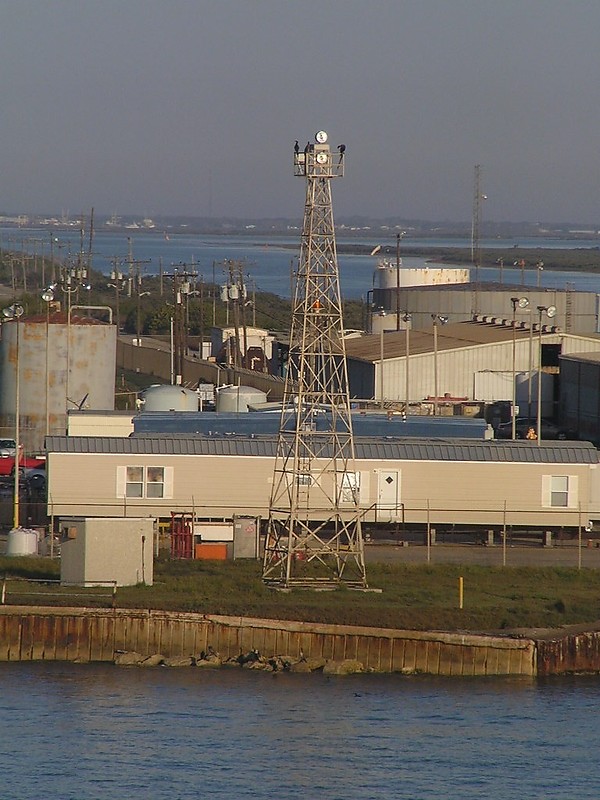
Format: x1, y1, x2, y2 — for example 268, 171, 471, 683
458, 576, 464, 610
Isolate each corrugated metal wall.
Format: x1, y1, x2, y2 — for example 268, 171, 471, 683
0, 319, 116, 452
0, 607, 537, 676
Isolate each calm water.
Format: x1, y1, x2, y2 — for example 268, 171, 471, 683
3, 228, 600, 300
1, 662, 599, 799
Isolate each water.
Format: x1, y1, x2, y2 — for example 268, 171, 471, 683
3, 228, 600, 300
1, 662, 599, 799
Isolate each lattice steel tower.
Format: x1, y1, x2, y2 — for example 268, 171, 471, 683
262, 130, 368, 590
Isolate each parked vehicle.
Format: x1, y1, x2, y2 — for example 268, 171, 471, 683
0, 439, 17, 458
495, 418, 576, 440
23, 468, 46, 494
0, 455, 46, 476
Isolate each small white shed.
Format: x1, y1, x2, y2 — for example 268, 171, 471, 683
60, 517, 154, 587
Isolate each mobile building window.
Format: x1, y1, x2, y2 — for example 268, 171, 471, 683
118, 466, 172, 499
542, 474, 577, 509
340, 472, 360, 504
146, 466, 165, 498
550, 476, 569, 508
126, 466, 144, 497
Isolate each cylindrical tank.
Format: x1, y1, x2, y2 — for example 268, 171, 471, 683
0, 313, 117, 453
375, 261, 470, 289
141, 385, 199, 412
6, 527, 38, 556
216, 385, 268, 413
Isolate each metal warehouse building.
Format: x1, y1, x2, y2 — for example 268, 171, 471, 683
370, 283, 600, 335
560, 351, 600, 445
344, 320, 600, 411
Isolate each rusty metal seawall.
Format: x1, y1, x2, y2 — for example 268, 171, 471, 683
536, 628, 600, 675
0, 606, 537, 676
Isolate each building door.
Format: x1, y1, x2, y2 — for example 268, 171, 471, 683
377, 470, 400, 521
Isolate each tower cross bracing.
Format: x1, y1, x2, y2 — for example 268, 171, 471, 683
262, 132, 368, 590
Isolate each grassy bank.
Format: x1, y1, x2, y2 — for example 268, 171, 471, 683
2, 556, 600, 633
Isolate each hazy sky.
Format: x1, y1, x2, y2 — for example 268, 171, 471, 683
2, 0, 600, 223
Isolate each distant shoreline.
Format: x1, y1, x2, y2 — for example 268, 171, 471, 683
271, 240, 600, 274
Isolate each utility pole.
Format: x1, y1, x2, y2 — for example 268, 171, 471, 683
199, 275, 205, 359
222, 260, 248, 369
163, 263, 199, 382
108, 256, 124, 332
123, 239, 151, 341
262, 131, 368, 590
87, 207, 94, 273
124, 238, 151, 298
6, 254, 18, 299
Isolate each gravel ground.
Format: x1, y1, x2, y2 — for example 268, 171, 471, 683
364, 541, 600, 568
2, 530, 599, 568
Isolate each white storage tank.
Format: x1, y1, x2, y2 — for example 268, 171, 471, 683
141, 385, 199, 412
375, 261, 470, 289
6, 527, 38, 557
216, 385, 268, 413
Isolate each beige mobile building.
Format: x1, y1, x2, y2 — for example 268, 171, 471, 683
46, 436, 600, 535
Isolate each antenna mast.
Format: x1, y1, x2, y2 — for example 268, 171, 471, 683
471, 164, 484, 314
262, 131, 368, 590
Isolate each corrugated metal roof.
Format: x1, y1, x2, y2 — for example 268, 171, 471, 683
46, 435, 278, 458
344, 321, 542, 362
45, 435, 599, 464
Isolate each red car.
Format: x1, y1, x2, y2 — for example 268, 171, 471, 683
0, 455, 46, 476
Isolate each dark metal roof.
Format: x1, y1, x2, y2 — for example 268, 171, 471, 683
344, 321, 541, 362
45, 435, 276, 458
45, 436, 599, 464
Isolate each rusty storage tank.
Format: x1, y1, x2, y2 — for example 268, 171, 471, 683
216, 385, 268, 413
0, 311, 116, 453
140, 385, 199, 412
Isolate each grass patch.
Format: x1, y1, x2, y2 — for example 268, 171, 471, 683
2, 556, 600, 633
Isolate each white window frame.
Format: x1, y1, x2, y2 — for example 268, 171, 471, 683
541, 474, 578, 509
125, 466, 144, 498
340, 471, 360, 504
146, 466, 165, 498
117, 465, 173, 499
550, 475, 569, 508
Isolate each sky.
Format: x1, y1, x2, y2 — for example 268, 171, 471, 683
2, 0, 600, 224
